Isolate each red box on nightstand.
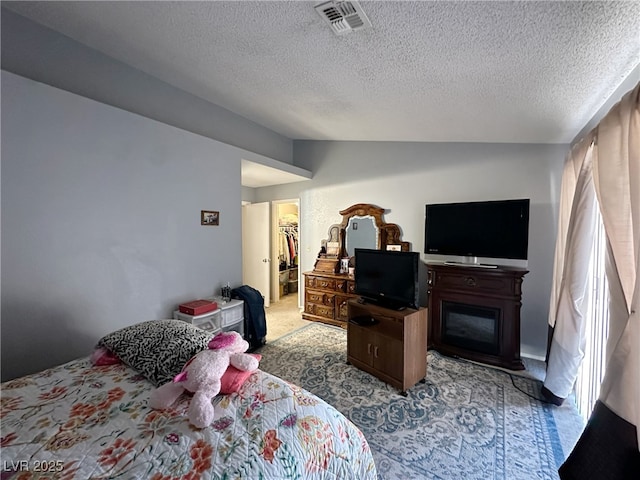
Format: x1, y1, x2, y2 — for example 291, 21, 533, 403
179, 299, 218, 316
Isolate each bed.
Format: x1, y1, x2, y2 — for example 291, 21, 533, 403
0, 320, 377, 479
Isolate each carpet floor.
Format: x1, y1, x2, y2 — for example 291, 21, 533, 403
257, 323, 585, 480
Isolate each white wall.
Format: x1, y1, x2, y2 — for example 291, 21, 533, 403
256, 141, 567, 359
0, 71, 248, 381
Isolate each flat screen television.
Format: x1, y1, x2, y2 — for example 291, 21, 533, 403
354, 248, 419, 310
424, 199, 530, 262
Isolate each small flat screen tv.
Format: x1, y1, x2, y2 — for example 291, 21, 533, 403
424, 199, 530, 261
354, 248, 419, 310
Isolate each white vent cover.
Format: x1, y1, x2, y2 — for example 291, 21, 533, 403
314, 1, 372, 35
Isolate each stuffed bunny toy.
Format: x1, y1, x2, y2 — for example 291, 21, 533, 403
149, 330, 259, 428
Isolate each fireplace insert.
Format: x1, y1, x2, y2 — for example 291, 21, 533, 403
442, 301, 500, 356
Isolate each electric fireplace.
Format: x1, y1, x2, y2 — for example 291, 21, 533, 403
427, 263, 528, 370
442, 301, 500, 356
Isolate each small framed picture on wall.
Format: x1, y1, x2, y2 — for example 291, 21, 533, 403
201, 210, 219, 226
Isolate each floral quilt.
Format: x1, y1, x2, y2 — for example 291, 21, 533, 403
1, 359, 377, 479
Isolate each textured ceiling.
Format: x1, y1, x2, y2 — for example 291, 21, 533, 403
3, 1, 639, 144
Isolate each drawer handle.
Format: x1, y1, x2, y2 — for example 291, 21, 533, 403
367, 343, 372, 355
465, 277, 477, 287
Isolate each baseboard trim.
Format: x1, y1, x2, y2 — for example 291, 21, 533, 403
522, 352, 546, 362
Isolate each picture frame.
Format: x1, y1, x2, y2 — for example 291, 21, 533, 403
201, 210, 219, 226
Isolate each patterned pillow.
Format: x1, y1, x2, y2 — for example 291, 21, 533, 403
98, 320, 213, 386
220, 354, 262, 394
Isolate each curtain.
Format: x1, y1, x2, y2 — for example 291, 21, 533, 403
547, 136, 596, 330
543, 138, 598, 401
593, 82, 639, 445
545, 82, 639, 476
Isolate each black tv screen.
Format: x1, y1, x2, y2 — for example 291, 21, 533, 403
424, 199, 530, 260
354, 249, 419, 310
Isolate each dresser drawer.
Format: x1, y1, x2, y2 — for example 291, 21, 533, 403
305, 275, 337, 291
335, 294, 352, 321
302, 271, 357, 326
173, 310, 221, 333
305, 290, 335, 306
335, 278, 349, 293
305, 302, 335, 319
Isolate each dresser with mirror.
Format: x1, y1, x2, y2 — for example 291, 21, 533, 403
302, 204, 410, 327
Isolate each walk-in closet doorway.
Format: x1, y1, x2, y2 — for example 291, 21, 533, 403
241, 198, 308, 341
266, 199, 309, 341
271, 200, 300, 306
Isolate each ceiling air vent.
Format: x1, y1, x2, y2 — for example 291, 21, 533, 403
314, 1, 372, 35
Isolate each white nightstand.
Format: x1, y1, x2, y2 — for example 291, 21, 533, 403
217, 299, 245, 337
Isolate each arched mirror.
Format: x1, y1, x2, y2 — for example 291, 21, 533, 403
314, 203, 410, 273
344, 215, 379, 256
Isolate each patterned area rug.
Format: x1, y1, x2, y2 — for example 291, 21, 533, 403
257, 323, 566, 480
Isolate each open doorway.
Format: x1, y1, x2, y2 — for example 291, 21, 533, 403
267, 199, 310, 341
272, 200, 299, 303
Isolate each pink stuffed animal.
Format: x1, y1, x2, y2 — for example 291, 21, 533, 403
149, 331, 259, 428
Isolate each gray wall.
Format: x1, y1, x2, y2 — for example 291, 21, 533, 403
242, 186, 257, 204
1, 71, 247, 381
256, 141, 567, 359
1, 8, 293, 164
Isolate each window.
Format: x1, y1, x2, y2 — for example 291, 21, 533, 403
574, 208, 609, 421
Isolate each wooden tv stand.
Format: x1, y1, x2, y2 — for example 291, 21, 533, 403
347, 299, 428, 395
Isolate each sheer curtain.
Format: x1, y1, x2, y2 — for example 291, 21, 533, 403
544, 83, 639, 477
544, 136, 598, 402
